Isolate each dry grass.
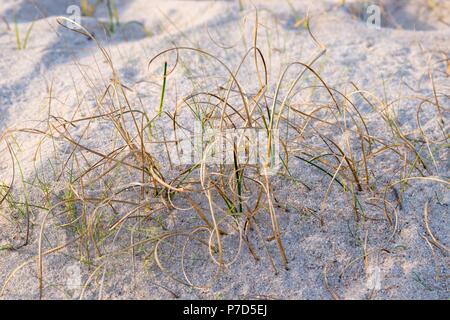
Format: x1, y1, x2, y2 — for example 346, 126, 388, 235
0, 6, 448, 299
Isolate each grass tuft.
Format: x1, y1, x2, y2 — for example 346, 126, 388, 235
13, 13, 35, 50
0, 8, 448, 299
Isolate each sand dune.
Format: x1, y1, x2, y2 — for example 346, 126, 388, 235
0, 0, 448, 300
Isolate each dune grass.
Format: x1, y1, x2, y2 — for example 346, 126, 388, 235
13, 13, 34, 50
0, 7, 448, 299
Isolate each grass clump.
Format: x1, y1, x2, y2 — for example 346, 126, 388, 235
0, 9, 448, 299
13, 13, 34, 50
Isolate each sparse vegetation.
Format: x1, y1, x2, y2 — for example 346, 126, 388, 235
0, 1, 448, 300
13, 13, 34, 50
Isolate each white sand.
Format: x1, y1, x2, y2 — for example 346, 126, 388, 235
0, 0, 449, 299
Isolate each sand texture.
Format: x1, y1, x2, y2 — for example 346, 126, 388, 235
0, 0, 449, 300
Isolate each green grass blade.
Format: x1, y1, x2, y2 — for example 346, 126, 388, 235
22, 20, 35, 50
158, 61, 168, 117
13, 13, 21, 50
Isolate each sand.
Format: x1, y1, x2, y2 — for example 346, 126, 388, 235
0, 0, 449, 300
